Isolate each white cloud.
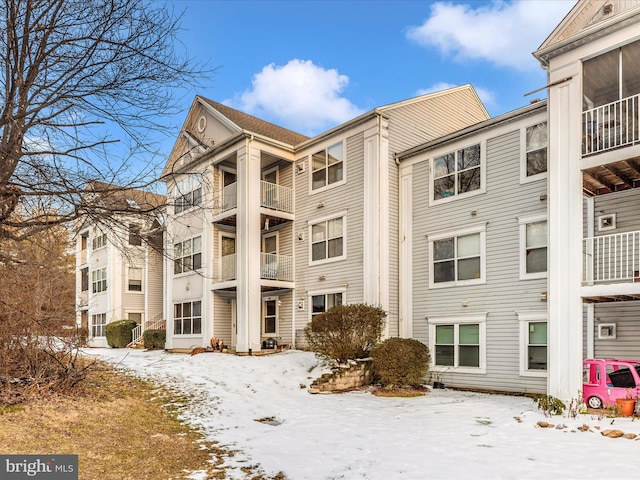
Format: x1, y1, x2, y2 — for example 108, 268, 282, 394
228, 59, 365, 136
417, 82, 496, 108
407, 0, 574, 71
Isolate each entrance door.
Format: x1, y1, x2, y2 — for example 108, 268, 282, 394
261, 233, 278, 279
262, 167, 278, 208
262, 297, 277, 336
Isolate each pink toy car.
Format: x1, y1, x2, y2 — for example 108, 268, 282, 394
583, 359, 640, 409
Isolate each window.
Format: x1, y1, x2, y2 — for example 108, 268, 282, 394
127, 267, 143, 292
174, 300, 202, 335
92, 233, 107, 250
174, 237, 202, 274
128, 312, 142, 324
80, 267, 89, 292
91, 313, 106, 337
519, 214, 547, 279
128, 224, 142, 246
428, 223, 486, 288
431, 143, 483, 202
310, 214, 345, 264
263, 298, 278, 335
518, 312, 547, 377
311, 292, 343, 319
91, 268, 107, 293
174, 176, 202, 214
522, 122, 547, 179
429, 314, 486, 373
312, 141, 344, 191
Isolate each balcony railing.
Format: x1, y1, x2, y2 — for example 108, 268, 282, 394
220, 182, 237, 212
216, 253, 293, 282
261, 253, 293, 281
583, 230, 640, 283
261, 181, 293, 213
583, 94, 640, 155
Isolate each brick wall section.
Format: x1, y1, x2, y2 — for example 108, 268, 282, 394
308, 358, 372, 393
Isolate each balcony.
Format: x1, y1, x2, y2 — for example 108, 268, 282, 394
583, 94, 640, 156
261, 181, 293, 214
216, 253, 293, 282
583, 230, 640, 284
220, 182, 237, 212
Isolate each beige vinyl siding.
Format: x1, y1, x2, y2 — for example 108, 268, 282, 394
410, 126, 548, 394
147, 246, 164, 320
213, 292, 233, 347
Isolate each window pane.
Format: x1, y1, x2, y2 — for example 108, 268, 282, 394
174, 303, 182, 318
528, 346, 547, 370
327, 143, 343, 163
433, 153, 455, 178
174, 259, 182, 275
328, 293, 342, 309
193, 301, 201, 317
183, 255, 192, 271
193, 252, 202, 270
433, 176, 455, 200
222, 236, 236, 256
526, 123, 547, 151
328, 218, 343, 238
183, 320, 192, 335
312, 170, 326, 190
529, 322, 547, 345
193, 317, 202, 335
265, 317, 276, 334
434, 260, 455, 283
183, 302, 191, 318
328, 163, 343, 183
192, 187, 202, 206
193, 236, 202, 253
527, 150, 547, 176
312, 151, 326, 171
459, 345, 480, 367
435, 345, 454, 366
458, 168, 481, 193
457, 145, 480, 170
458, 257, 481, 280
526, 222, 547, 248
327, 238, 343, 258
435, 325, 454, 344
433, 238, 454, 261
457, 233, 480, 257
312, 242, 326, 261
312, 295, 325, 313
312, 223, 326, 242
459, 324, 479, 344
526, 247, 547, 273
174, 243, 183, 257
174, 319, 182, 335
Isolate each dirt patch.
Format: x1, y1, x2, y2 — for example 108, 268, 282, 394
370, 385, 429, 397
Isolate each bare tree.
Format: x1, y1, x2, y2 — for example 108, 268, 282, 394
0, 0, 207, 242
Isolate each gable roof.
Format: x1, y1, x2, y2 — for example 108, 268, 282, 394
84, 181, 166, 213
535, 0, 640, 64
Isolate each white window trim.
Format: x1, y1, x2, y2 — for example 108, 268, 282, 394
91, 313, 107, 337
173, 300, 203, 336
92, 232, 107, 251
262, 231, 279, 254
520, 122, 548, 184
428, 140, 486, 206
262, 165, 279, 182
308, 211, 347, 266
126, 265, 144, 294
91, 267, 107, 293
517, 311, 548, 378
307, 287, 346, 322
426, 222, 487, 289
262, 296, 279, 336
428, 313, 487, 374
518, 213, 547, 280
173, 174, 203, 215
174, 236, 203, 276
219, 231, 236, 257
309, 140, 346, 195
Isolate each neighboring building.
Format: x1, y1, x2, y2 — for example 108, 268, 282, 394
397, 100, 549, 394
533, 0, 640, 401
161, 87, 488, 353
76, 182, 166, 347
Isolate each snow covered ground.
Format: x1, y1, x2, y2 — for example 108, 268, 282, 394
86, 348, 640, 479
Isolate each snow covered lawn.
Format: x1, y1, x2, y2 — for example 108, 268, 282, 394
87, 348, 639, 479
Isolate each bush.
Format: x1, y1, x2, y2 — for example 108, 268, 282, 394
303, 304, 386, 363
143, 329, 166, 350
105, 319, 137, 348
370, 338, 431, 388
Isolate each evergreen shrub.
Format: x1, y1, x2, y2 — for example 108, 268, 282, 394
143, 329, 166, 350
303, 304, 386, 363
370, 337, 431, 388
105, 319, 137, 348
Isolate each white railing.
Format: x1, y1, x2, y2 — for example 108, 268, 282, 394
261, 253, 293, 281
261, 181, 293, 213
221, 182, 237, 211
583, 230, 640, 283
128, 315, 166, 347
583, 94, 640, 155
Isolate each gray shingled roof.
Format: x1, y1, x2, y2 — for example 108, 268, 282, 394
199, 97, 309, 146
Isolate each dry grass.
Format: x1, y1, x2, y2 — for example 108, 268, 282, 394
0, 361, 281, 479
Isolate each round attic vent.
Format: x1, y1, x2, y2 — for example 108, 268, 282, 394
197, 115, 207, 133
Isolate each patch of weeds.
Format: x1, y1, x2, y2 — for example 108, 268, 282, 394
534, 395, 566, 417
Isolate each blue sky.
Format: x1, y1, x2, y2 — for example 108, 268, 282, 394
166, 0, 576, 140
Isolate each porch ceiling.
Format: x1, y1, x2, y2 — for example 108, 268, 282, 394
583, 158, 640, 196
583, 294, 640, 303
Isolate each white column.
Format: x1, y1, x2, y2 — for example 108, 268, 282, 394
235, 137, 263, 352
547, 65, 584, 402
399, 163, 413, 338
